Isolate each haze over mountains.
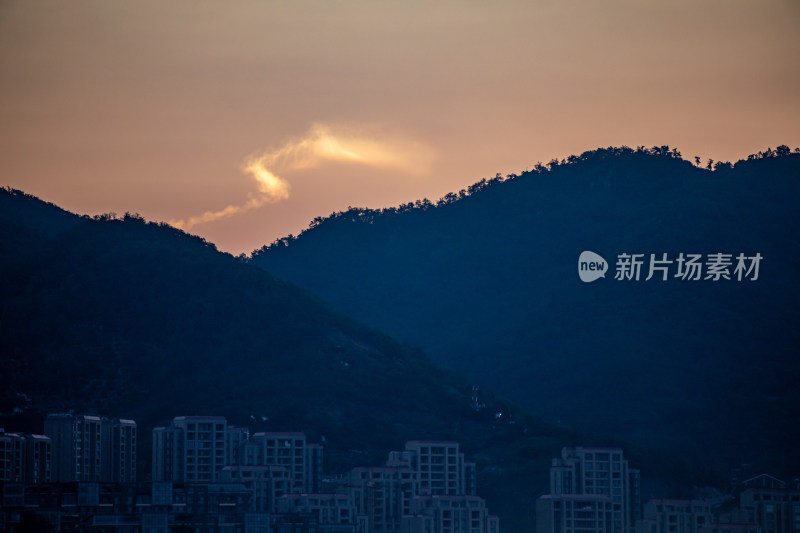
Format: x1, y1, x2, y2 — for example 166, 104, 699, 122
251, 146, 800, 478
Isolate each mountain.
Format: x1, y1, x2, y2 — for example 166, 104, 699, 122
2, 188, 708, 533
250, 146, 800, 479
0, 194, 492, 453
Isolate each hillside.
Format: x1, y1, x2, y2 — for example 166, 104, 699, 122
0, 189, 691, 532
251, 146, 800, 478
0, 197, 495, 454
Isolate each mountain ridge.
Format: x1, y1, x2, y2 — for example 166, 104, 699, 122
2, 144, 794, 530
250, 145, 800, 479
1, 191, 691, 533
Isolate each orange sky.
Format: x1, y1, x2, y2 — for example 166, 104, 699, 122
1, 0, 798, 254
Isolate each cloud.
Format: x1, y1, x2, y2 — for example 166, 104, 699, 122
171, 124, 433, 231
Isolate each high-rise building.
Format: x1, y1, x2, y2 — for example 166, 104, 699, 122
45, 414, 103, 482
278, 493, 358, 527
23, 434, 51, 484
306, 443, 324, 494
226, 426, 250, 467
347, 466, 417, 532
104, 419, 137, 483
537, 494, 613, 533
152, 420, 323, 489
220, 465, 290, 513
636, 500, 712, 533
403, 441, 465, 497
540, 447, 640, 533
405, 494, 500, 533
0, 429, 25, 482
152, 416, 227, 483
240, 440, 263, 467
251, 432, 312, 493
739, 486, 800, 533
152, 426, 175, 483
44, 414, 136, 483
464, 462, 477, 497
345, 440, 498, 533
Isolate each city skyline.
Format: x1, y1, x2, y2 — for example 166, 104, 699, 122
4, 414, 798, 533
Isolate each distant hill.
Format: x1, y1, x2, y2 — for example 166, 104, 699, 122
251, 146, 800, 479
2, 188, 705, 533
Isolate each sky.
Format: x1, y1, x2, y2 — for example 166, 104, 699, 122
1, 0, 798, 255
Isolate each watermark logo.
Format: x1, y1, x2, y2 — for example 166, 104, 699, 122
578, 251, 608, 283
578, 251, 762, 282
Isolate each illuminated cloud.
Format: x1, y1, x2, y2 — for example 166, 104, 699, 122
171, 124, 433, 231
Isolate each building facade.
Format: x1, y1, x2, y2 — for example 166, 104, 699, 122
104, 418, 137, 483
537, 494, 613, 533
0, 429, 26, 483
540, 447, 640, 533
343, 440, 498, 533
220, 464, 291, 513
738, 487, 800, 533
252, 432, 317, 494
42, 414, 135, 484
636, 500, 712, 533
403, 441, 466, 497
152, 415, 227, 483
24, 434, 52, 484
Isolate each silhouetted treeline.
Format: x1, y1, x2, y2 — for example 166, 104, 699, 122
259, 145, 798, 250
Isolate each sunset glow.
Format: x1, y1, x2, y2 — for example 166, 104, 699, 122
171, 124, 433, 230
1, 0, 797, 253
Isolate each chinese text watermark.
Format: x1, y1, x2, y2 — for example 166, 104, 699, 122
579, 251, 762, 282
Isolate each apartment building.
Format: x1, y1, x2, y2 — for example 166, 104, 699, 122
636, 500, 712, 533
0, 429, 25, 482
348, 466, 417, 532
278, 493, 360, 529
739, 487, 800, 533
44, 414, 103, 482
252, 432, 313, 493
104, 418, 137, 483
344, 440, 498, 533
220, 464, 291, 513
537, 494, 613, 533
404, 495, 499, 533
152, 415, 227, 483
541, 447, 640, 533
403, 441, 465, 497
24, 434, 52, 484
43, 414, 136, 484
